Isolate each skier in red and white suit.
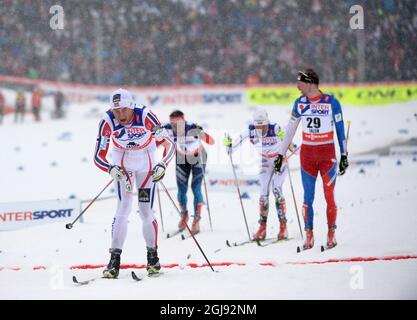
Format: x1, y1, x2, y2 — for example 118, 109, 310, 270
94, 88, 175, 278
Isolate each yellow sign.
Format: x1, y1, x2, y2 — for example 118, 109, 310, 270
248, 84, 417, 106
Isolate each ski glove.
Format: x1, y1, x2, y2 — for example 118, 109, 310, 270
274, 154, 284, 173
191, 124, 203, 138
224, 135, 232, 155
109, 165, 125, 181
339, 155, 349, 175
151, 162, 166, 182
191, 123, 203, 131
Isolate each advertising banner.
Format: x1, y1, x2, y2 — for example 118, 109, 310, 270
206, 172, 260, 193
0, 198, 80, 231
247, 83, 417, 106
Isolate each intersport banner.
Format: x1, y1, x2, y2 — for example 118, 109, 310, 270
0, 75, 246, 107
0, 198, 80, 231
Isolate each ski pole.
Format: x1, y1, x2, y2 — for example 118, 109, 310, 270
66, 179, 114, 229
287, 163, 303, 240
202, 168, 213, 231
159, 181, 216, 272
327, 120, 351, 187
267, 144, 301, 189
157, 185, 165, 232
228, 152, 251, 241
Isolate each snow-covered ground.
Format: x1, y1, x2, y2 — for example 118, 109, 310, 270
1, 99, 417, 299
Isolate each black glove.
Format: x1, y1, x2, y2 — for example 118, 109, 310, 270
274, 154, 284, 173
191, 123, 203, 137
339, 155, 349, 175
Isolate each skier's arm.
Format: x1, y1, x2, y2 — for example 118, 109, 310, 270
201, 131, 215, 145
94, 118, 112, 173
332, 98, 347, 155
230, 130, 250, 153
158, 135, 176, 165
146, 110, 175, 166
279, 102, 301, 155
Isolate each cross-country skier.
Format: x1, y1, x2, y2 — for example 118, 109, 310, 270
224, 108, 294, 241
274, 69, 349, 250
93, 88, 175, 278
163, 110, 215, 235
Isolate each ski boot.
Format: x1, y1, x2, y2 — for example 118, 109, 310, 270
253, 221, 267, 241
146, 247, 161, 276
103, 248, 122, 278
303, 228, 314, 250
178, 209, 189, 231
326, 224, 337, 249
277, 217, 288, 240
190, 203, 202, 235
276, 196, 288, 240
191, 214, 201, 235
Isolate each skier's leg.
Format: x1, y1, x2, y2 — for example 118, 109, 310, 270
272, 164, 288, 239
176, 163, 192, 230
300, 146, 319, 249
190, 163, 205, 234
253, 160, 271, 240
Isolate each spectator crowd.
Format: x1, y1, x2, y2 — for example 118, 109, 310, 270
0, 0, 416, 86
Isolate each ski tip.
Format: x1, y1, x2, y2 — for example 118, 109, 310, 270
72, 275, 78, 283
320, 245, 325, 252
296, 246, 301, 253
131, 271, 142, 281
225, 240, 231, 247
181, 234, 186, 240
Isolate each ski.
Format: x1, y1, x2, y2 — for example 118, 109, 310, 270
131, 271, 143, 281
148, 272, 163, 278
72, 275, 102, 285
132, 270, 163, 280
226, 239, 252, 247
166, 229, 184, 239
296, 245, 314, 253
320, 244, 337, 252
181, 232, 198, 240
73, 272, 132, 285
226, 237, 276, 247
256, 237, 294, 247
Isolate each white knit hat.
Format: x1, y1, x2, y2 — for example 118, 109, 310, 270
110, 88, 134, 109
253, 108, 269, 126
